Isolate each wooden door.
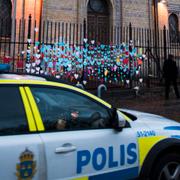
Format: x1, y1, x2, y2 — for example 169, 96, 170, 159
87, 0, 110, 44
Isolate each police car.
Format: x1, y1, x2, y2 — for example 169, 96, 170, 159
0, 73, 180, 180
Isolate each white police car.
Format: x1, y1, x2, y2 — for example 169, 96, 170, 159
0, 73, 180, 180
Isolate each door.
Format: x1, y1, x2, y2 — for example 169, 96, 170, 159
87, 0, 110, 44
29, 85, 139, 180
0, 85, 44, 180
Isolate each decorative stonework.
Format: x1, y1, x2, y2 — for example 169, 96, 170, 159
11, 0, 180, 29
168, 3, 180, 30
114, 0, 122, 26
168, 3, 180, 13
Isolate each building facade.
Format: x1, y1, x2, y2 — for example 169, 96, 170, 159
0, 0, 180, 42
1, 1, 180, 27
41, 0, 180, 29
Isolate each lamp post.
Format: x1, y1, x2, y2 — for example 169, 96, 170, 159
38, 0, 43, 42
22, 0, 25, 20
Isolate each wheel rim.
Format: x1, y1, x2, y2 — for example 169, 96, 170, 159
158, 162, 180, 180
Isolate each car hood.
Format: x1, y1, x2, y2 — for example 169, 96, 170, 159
119, 108, 180, 130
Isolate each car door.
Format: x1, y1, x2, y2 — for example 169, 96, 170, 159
28, 85, 139, 180
0, 85, 45, 180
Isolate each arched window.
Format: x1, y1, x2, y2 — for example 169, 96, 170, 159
87, 0, 110, 44
169, 13, 179, 43
0, 0, 12, 37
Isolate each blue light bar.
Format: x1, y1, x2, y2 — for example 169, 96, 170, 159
0, 64, 10, 72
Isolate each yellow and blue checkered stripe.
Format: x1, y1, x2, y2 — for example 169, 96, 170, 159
137, 136, 167, 167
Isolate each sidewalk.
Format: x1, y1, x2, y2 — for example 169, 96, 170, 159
99, 87, 180, 122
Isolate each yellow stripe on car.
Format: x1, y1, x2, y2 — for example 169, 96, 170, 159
24, 86, 45, 131
19, 87, 37, 132
138, 136, 167, 167
72, 177, 89, 180
0, 80, 112, 108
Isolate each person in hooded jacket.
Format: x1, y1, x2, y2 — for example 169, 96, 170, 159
163, 54, 179, 100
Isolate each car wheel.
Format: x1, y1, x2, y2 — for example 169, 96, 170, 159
150, 153, 180, 180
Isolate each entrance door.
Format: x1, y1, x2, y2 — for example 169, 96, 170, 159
87, 0, 110, 44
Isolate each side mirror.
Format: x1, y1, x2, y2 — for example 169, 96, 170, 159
116, 110, 126, 129
110, 108, 126, 131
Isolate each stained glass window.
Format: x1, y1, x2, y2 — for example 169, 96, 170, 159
88, 0, 109, 14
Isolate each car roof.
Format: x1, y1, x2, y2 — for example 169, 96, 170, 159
0, 73, 112, 108
0, 72, 73, 84
0, 73, 47, 81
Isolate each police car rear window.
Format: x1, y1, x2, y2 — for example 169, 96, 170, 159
0, 86, 29, 135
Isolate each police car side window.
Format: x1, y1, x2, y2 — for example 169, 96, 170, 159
31, 87, 111, 131
0, 86, 29, 135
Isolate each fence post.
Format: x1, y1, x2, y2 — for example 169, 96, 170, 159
38, 0, 43, 43
83, 18, 87, 39
26, 14, 32, 65
129, 23, 133, 88
81, 19, 87, 83
28, 14, 32, 40
147, 39, 150, 88
163, 25, 167, 61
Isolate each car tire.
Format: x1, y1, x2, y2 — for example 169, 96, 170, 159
150, 153, 180, 180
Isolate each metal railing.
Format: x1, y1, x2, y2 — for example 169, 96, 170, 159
0, 16, 179, 89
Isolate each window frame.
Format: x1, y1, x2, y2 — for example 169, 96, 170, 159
169, 13, 179, 43
28, 84, 114, 132
88, 0, 109, 15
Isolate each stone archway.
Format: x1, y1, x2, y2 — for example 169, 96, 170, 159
0, 0, 12, 37
87, 0, 112, 44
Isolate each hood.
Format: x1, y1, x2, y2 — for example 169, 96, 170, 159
119, 108, 180, 130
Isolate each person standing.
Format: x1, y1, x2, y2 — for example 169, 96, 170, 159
163, 54, 180, 99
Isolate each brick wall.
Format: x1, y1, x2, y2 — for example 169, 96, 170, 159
42, 0, 79, 22
14, 0, 180, 29
121, 0, 151, 28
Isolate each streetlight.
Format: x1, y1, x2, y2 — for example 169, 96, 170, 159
38, 0, 43, 42
160, 0, 167, 4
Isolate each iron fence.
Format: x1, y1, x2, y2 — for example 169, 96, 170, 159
0, 16, 180, 90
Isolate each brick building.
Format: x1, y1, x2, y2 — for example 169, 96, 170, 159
1, 1, 180, 28
0, 0, 180, 42
41, 0, 180, 29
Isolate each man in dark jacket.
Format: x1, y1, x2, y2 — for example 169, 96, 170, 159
163, 54, 179, 99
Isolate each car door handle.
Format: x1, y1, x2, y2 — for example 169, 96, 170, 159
55, 144, 77, 154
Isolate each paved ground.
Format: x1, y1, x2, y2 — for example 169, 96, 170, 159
98, 87, 180, 122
